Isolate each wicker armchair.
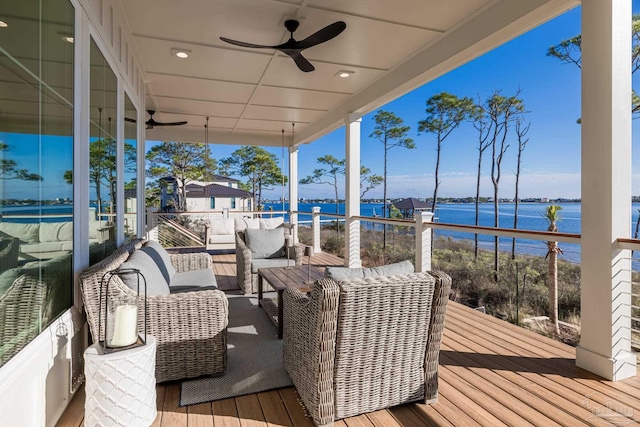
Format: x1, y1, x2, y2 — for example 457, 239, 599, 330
283, 271, 451, 427
80, 239, 229, 383
235, 225, 303, 294
0, 275, 48, 366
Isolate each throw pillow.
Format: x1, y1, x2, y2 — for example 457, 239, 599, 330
141, 240, 176, 283
234, 217, 260, 231
259, 217, 284, 229
363, 260, 415, 278
245, 228, 285, 259
119, 250, 170, 295
208, 217, 234, 235
325, 266, 365, 281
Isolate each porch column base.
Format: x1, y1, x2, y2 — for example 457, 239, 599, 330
576, 346, 636, 381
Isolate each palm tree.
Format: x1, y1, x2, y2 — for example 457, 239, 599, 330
543, 205, 563, 336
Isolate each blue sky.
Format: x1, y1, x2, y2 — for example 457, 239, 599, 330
2, 4, 639, 201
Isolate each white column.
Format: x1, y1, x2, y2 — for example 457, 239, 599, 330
577, 0, 636, 380
312, 207, 321, 253
415, 212, 434, 272
289, 146, 299, 244
345, 114, 362, 268
116, 78, 125, 246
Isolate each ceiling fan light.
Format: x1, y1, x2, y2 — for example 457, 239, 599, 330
0, 20, 8, 28
171, 48, 191, 59
336, 70, 354, 78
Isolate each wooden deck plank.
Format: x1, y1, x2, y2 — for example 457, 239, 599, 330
442, 337, 613, 426
235, 394, 267, 427
213, 398, 241, 427
256, 389, 294, 427
150, 384, 167, 427
444, 313, 640, 419
161, 383, 187, 427
442, 321, 625, 426
187, 402, 214, 427
344, 414, 375, 426
278, 387, 314, 427
55, 387, 85, 427
426, 393, 482, 427
438, 376, 509, 427
365, 410, 403, 427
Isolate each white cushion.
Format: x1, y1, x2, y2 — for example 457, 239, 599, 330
208, 218, 234, 235
234, 217, 260, 231
0, 222, 40, 244
259, 217, 284, 229
58, 222, 73, 241
245, 228, 285, 259
208, 234, 235, 244
39, 222, 64, 243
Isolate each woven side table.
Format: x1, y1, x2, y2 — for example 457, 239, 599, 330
84, 335, 157, 427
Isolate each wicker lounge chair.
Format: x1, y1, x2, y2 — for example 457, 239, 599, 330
235, 225, 302, 294
283, 271, 451, 427
80, 239, 228, 383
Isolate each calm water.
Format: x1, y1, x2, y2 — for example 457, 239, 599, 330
266, 202, 640, 264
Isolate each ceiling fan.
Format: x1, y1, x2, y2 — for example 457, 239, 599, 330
220, 19, 346, 72
124, 110, 188, 130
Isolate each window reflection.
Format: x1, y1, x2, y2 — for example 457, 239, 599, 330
124, 93, 137, 240
88, 39, 117, 263
0, 0, 74, 367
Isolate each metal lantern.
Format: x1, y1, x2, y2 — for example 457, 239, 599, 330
98, 268, 147, 353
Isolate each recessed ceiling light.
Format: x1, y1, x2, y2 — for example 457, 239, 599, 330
171, 48, 191, 59
0, 21, 8, 28
336, 70, 354, 78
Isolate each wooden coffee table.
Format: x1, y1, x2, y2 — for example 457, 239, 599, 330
258, 264, 325, 338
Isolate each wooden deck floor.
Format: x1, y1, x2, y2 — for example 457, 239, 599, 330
57, 250, 640, 427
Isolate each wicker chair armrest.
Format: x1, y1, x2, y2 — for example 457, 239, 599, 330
283, 279, 340, 426
424, 270, 452, 403
145, 289, 228, 340
235, 232, 252, 293
169, 252, 212, 272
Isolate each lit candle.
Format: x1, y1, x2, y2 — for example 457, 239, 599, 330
108, 304, 138, 347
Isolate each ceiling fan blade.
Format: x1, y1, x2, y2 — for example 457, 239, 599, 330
154, 121, 189, 127
124, 117, 137, 123
287, 52, 315, 72
219, 37, 276, 50
295, 21, 346, 50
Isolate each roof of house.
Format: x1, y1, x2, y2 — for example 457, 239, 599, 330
391, 197, 430, 210
186, 183, 251, 198
124, 188, 137, 199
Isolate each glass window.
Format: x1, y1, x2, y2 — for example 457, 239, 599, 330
231, 197, 236, 209
89, 38, 117, 264
210, 197, 215, 209
0, 0, 75, 368
124, 93, 137, 240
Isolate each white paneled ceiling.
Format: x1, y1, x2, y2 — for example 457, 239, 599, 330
119, 0, 578, 146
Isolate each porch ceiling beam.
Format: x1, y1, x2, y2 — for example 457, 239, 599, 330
293, 0, 578, 146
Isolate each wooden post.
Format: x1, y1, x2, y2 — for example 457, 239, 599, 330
345, 114, 362, 268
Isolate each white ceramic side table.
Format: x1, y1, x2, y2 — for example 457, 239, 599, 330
84, 335, 157, 427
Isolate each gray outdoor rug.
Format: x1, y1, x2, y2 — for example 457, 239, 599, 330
179, 293, 292, 406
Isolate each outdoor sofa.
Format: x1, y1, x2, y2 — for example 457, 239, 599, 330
80, 238, 228, 382
283, 263, 451, 426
